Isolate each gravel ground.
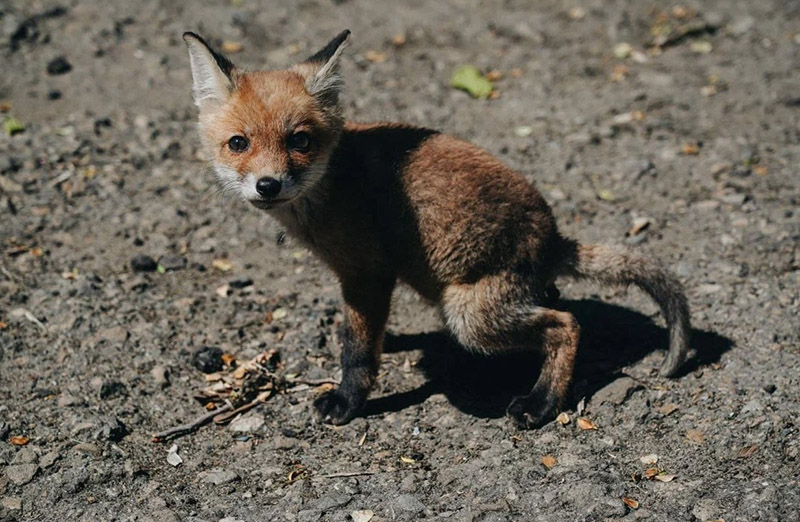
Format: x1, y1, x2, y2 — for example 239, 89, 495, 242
1, 1, 799, 521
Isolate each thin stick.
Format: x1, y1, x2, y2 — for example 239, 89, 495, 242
152, 403, 233, 443
318, 470, 377, 479
287, 378, 340, 387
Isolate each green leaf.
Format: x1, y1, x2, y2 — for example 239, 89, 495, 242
3, 116, 25, 136
451, 65, 494, 99
156, 264, 166, 274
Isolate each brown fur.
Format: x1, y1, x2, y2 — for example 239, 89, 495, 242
184, 31, 692, 428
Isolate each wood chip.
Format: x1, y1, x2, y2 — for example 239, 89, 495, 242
644, 467, 659, 479
211, 258, 234, 272
364, 50, 387, 63
622, 497, 639, 509
391, 33, 406, 46
737, 444, 758, 458
577, 417, 598, 430
556, 412, 570, 425
221, 41, 244, 53
682, 143, 700, 155
10, 436, 29, 446
541, 455, 557, 469
654, 473, 676, 482
686, 429, 705, 444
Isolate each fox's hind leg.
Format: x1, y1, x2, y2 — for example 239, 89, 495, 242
442, 274, 580, 429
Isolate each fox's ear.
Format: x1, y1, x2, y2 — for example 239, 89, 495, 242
183, 32, 235, 109
297, 30, 351, 108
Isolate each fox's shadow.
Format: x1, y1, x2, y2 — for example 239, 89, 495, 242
364, 299, 733, 419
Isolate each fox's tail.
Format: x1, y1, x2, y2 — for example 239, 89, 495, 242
554, 237, 691, 376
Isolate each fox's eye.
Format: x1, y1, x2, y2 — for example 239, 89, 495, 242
228, 135, 249, 153
287, 131, 311, 153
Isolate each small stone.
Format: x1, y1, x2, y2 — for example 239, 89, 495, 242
273, 435, 297, 450
351, 510, 374, 522
46, 56, 72, 75
99, 380, 127, 399
763, 384, 776, 394
395, 494, 425, 513
11, 448, 37, 464
94, 417, 128, 442
151, 365, 170, 388
57, 393, 83, 407
613, 42, 633, 59
198, 468, 238, 485
192, 346, 224, 373
158, 254, 186, 271
1, 497, 21, 511
48, 90, 62, 100
592, 377, 640, 405
228, 278, 253, 289
73, 442, 102, 456
167, 445, 182, 467
131, 254, 157, 272
228, 414, 264, 434
6, 463, 38, 485
39, 451, 60, 468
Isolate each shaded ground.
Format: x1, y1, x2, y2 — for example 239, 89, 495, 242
1, 1, 799, 521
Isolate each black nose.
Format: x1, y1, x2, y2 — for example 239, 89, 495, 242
255, 177, 282, 198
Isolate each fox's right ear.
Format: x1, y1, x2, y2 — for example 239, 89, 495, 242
296, 30, 351, 109
183, 32, 235, 109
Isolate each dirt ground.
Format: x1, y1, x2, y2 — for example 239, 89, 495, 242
1, 0, 799, 520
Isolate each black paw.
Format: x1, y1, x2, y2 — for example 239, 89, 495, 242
313, 389, 362, 425
506, 394, 556, 430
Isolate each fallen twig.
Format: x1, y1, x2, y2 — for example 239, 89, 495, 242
287, 378, 340, 387
319, 470, 377, 479
152, 403, 233, 443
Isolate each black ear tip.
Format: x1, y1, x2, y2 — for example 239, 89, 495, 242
183, 31, 200, 43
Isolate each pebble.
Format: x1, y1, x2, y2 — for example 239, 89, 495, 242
73, 443, 102, 456
192, 346, 224, 373
94, 417, 128, 442
46, 56, 72, 75
1, 497, 21, 511
11, 448, 37, 465
98, 379, 127, 399
130, 254, 157, 272
39, 451, 60, 468
6, 463, 38, 485
395, 494, 425, 513
57, 393, 83, 407
198, 468, 239, 485
228, 414, 265, 434
592, 377, 641, 406
158, 254, 187, 271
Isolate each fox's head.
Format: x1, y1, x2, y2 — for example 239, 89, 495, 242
183, 30, 350, 210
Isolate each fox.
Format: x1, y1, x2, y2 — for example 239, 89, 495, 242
182, 29, 691, 428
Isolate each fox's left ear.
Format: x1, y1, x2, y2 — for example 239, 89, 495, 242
296, 30, 351, 108
183, 32, 236, 109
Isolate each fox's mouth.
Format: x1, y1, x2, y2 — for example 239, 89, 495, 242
248, 197, 292, 210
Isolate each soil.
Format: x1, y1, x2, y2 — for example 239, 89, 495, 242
1, 1, 799, 521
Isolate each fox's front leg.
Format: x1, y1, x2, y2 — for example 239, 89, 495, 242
314, 275, 395, 425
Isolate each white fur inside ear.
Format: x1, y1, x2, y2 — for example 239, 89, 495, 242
305, 41, 348, 103
186, 39, 232, 107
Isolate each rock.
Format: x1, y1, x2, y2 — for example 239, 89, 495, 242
198, 468, 238, 485
11, 448, 37, 465
151, 508, 181, 522
73, 443, 102, 456
351, 510, 374, 522
228, 414, 264, 434
98, 379, 127, 399
741, 399, 763, 414
395, 494, 425, 513
273, 435, 298, 450
192, 346, 224, 373
592, 377, 641, 406
151, 365, 170, 388
94, 417, 128, 442
0, 422, 9, 440
39, 451, 60, 468
46, 56, 72, 75
131, 254, 157, 272
228, 278, 254, 289
297, 510, 322, 522
57, 393, 83, 407
315, 493, 351, 511
6, 463, 38, 485
158, 255, 186, 271
1, 497, 21, 511
763, 384, 777, 394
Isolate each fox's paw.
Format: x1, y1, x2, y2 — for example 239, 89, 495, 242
506, 393, 556, 430
313, 389, 361, 425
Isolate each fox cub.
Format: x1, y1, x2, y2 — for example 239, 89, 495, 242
183, 30, 691, 428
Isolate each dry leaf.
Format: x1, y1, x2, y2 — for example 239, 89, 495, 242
211, 258, 234, 272
658, 403, 679, 415
610, 64, 628, 82
686, 429, 705, 444
682, 143, 700, 155
541, 455, 557, 469
556, 412, 570, 425
613, 42, 633, 59
29, 247, 43, 257
737, 444, 758, 458
391, 33, 406, 46
221, 353, 236, 367
364, 50, 387, 63
221, 41, 243, 53
568, 7, 586, 20
10, 436, 30, 446
629, 217, 652, 236
753, 165, 767, 176
640, 454, 658, 465
577, 417, 598, 430
400, 456, 416, 464
654, 473, 676, 482
272, 307, 288, 320
622, 497, 639, 509
215, 284, 230, 297
644, 467, 659, 479
485, 70, 503, 82
510, 68, 523, 78
0, 321, 7, 330
597, 189, 616, 202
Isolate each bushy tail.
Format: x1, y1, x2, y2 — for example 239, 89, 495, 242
555, 237, 691, 376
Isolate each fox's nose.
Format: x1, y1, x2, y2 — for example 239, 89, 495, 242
256, 177, 282, 198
